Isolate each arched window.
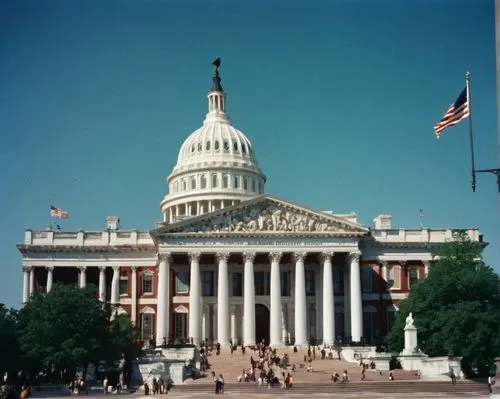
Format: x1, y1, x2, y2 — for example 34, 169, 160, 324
223, 174, 229, 188
197, 142, 202, 152
191, 176, 196, 190
212, 174, 218, 188
233, 142, 238, 152
234, 175, 239, 189
214, 140, 220, 151
182, 179, 187, 191
223, 140, 229, 152
206, 141, 211, 151
191, 144, 195, 153
200, 174, 207, 189
242, 143, 247, 154
243, 177, 248, 190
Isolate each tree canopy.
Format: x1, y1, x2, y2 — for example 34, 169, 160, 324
17, 283, 136, 377
0, 305, 21, 376
388, 232, 500, 377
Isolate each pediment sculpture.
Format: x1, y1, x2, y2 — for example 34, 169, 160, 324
171, 200, 355, 234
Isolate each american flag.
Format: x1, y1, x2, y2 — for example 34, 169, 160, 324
50, 205, 69, 219
433, 87, 469, 138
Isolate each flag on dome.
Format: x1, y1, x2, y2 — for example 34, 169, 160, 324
433, 87, 469, 138
50, 205, 69, 219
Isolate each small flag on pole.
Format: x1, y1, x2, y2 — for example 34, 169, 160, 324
433, 87, 469, 139
50, 205, 69, 219
419, 208, 424, 218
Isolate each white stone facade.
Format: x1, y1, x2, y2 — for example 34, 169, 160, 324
17, 62, 485, 348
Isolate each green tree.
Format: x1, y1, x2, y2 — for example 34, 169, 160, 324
0, 304, 21, 377
388, 232, 500, 377
18, 283, 135, 380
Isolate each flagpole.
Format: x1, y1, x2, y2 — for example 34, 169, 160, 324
48, 200, 52, 231
466, 72, 477, 192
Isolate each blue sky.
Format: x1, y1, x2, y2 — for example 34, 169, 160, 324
0, 0, 498, 308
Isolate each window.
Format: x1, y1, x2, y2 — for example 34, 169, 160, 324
141, 313, 154, 340
242, 143, 247, 154
388, 266, 401, 290
280, 271, 289, 296
222, 174, 229, 188
175, 271, 189, 294
243, 177, 248, 190
233, 142, 238, 152
191, 144, 195, 153
223, 140, 229, 152
305, 270, 315, 296
212, 174, 218, 188
234, 176, 239, 189
119, 276, 128, 296
333, 268, 341, 294
252, 179, 256, 192
408, 268, 419, 290
174, 313, 187, 338
198, 142, 202, 152
254, 272, 265, 295
202, 271, 214, 296
232, 272, 243, 296
182, 179, 186, 191
206, 141, 211, 151
191, 176, 197, 190
200, 175, 207, 189
214, 140, 220, 151
142, 272, 153, 294
361, 266, 373, 292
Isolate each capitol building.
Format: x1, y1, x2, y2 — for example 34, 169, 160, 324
17, 63, 483, 348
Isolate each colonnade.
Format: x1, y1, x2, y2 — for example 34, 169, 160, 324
155, 250, 363, 347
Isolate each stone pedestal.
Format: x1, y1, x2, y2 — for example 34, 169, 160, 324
402, 324, 418, 355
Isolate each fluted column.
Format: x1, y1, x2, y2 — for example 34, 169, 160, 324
110, 266, 120, 305
349, 252, 363, 342
22, 267, 30, 303
188, 252, 202, 345
46, 266, 54, 293
78, 266, 87, 288
156, 253, 171, 346
294, 252, 308, 347
98, 267, 106, 302
322, 251, 335, 346
216, 252, 231, 346
269, 251, 283, 347
243, 252, 256, 346
29, 267, 35, 296
131, 266, 138, 325
423, 261, 430, 277
230, 305, 237, 344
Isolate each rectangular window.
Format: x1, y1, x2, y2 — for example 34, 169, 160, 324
305, 270, 315, 296
254, 272, 265, 295
232, 272, 243, 296
361, 266, 373, 293
234, 176, 239, 189
119, 276, 128, 296
191, 176, 196, 189
333, 268, 341, 294
212, 174, 218, 188
243, 177, 248, 190
141, 313, 154, 340
174, 313, 187, 339
175, 271, 189, 294
408, 268, 419, 290
202, 271, 214, 296
223, 174, 229, 188
200, 175, 207, 189
388, 266, 401, 290
142, 273, 153, 294
280, 271, 289, 297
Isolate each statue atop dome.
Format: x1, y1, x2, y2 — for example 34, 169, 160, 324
211, 57, 223, 92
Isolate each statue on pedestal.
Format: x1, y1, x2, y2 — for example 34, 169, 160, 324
405, 312, 415, 328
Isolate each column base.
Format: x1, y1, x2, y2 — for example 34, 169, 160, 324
270, 341, 285, 348
243, 341, 256, 347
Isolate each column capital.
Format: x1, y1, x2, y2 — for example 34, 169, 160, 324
215, 252, 231, 263
130, 266, 139, 272
98, 266, 107, 272
158, 252, 172, 263
45, 266, 55, 271
320, 251, 334, 262
422, 260, 430, 266
112, 266, 121, 273
293, 252, 308, 263
188, 252, 201, 262
242, 252, 256, 263
230, 304, 237, 314
348, 252, 362, 263
399, 260, 407, 267
269, 251, 283, 263
23, 266, 32, 273
380, 260, 389, 267
77, 266, 87, 272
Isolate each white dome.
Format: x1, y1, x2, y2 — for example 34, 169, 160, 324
160, 61, 267, 224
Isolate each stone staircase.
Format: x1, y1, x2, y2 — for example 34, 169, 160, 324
186, 347, 419, 385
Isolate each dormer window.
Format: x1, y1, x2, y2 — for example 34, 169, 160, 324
233, 142, 238, 152
223, 140, 229, 152
242, 143, 247, 154
206, 141, 211, 151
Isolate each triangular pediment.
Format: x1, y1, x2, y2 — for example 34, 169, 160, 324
151, 194, 368, 237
